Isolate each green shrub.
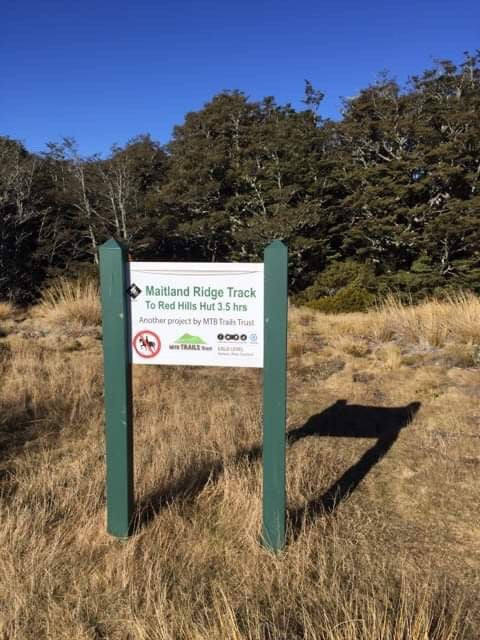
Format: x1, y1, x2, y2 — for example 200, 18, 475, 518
297, 261, 377, 313
305, 284, 376, 313
298, 260, 377, 302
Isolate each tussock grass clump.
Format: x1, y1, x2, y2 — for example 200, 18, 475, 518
302, 292, 480, 351
372, 293, 480, 347
39, 278, 101, 328
375, 342, 403, 370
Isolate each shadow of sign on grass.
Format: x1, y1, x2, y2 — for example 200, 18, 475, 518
134, 399, 420, 535
287, 399, 421, 535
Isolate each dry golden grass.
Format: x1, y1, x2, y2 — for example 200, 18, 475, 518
38, 278, 101, 329
0, 294, 479, 638
291, 293, 480, 349
0, 301, 16, 322
371, 293, 480, 347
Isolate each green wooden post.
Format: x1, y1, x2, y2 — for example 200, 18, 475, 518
262, 240, 288, 551
99, 239, 134, 538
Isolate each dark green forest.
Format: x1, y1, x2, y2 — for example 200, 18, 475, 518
1, 53, 479, 310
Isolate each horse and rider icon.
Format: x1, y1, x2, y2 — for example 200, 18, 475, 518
132, 330, 161, 358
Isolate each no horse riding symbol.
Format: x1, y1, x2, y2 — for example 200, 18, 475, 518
132, 330, 161, 358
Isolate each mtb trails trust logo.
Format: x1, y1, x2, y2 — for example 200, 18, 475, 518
170, 333, 212, 353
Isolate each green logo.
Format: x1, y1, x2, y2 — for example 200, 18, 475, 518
174, 333, 207, 345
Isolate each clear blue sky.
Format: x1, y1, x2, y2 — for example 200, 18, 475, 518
1, 0, 478, 156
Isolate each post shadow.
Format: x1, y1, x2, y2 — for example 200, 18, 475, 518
134, 399, 420, 533
134, 444, 261, 530
287, 399, 421, 535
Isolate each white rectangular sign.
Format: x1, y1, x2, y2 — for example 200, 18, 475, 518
127, 262, 264, 368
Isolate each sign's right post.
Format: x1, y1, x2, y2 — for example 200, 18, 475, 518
262, 240, 288, 552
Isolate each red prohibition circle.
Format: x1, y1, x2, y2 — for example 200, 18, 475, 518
133, 330, 161, 358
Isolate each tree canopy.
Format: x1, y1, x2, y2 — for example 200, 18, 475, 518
1, 52, 479, 307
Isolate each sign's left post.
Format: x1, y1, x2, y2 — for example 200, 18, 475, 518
99, 239, 134, 538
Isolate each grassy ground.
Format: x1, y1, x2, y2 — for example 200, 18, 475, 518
0, 289, 479, 639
